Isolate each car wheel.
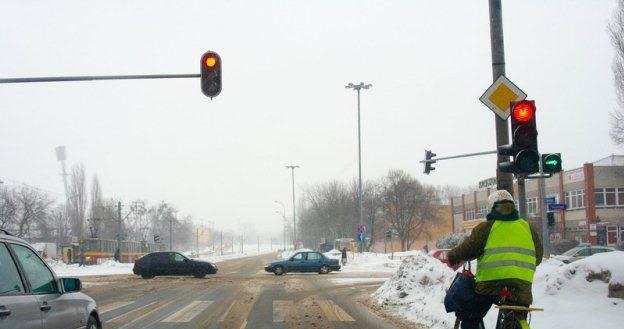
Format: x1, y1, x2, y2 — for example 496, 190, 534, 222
141, 272, 154, 279
319, 265, 329, 274
86, 314, 99, 329
274, 266, 285, 276
194, 271, 207, 278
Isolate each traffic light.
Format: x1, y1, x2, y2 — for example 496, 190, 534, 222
385, 231, 392, 239
547, 212, 555, 226
200, 51, 222, 98
498, 100, 539, 175
423, 150, 436, 174
542, 153, 563, 174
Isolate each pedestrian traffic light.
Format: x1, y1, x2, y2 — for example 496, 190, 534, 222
200, 51, 222, 98
423, 150, 436, 174
547, 212, 555, 226
498, 100, 539, 175
542, 153, 562, 174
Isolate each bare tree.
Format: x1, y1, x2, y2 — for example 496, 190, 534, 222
87, 174, 103, 238
13, 186, 53, 238
381, 170, 439, 251
48, 205, 72, 244
68, 164, 87, 238
0, 186, 17, 230
609, 0, 624, 146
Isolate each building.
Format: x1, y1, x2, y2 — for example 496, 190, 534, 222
451, 155, 624, 247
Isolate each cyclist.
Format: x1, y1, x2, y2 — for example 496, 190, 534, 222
448, 190, 543, 329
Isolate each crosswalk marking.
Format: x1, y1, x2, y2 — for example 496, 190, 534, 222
162, 300, 213, 323
218, 301, 237, 322
317, 300, 355, 322
107, 301, 158, 323
99, 301, 134, 314
273, 300, 293, 322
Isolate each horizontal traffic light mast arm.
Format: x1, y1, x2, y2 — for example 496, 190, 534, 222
0, 74, 200, 84
419, 150, 496, 163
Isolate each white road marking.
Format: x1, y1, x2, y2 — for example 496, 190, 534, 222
161, 300, 213, 323
273, 300, 293, 322
106, 301, 158, 323
99, 301, 134, 314
218, 301, 236, 322
317, 300, 355, 322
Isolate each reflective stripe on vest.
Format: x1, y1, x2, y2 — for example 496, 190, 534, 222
476, 219, 536, 283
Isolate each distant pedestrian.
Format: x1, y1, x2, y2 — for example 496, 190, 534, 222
79, 248, 86, 267
341, 247, 348, 266
423, 244, 429, 254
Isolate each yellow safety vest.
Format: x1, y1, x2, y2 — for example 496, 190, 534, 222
476, 219, 536, 283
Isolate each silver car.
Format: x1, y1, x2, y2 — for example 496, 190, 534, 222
553, 245, 616, 264
0, 229, 101, 329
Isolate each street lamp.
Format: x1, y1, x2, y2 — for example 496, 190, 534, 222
346, 82, 371, 251
274, 201, 287, 249
285, 165, 299, 249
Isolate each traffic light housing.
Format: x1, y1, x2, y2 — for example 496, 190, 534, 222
542, 153, 563, 174
547, 212, 555, 226
498, 100, 539, 175
423, 150, 436, 174
200, 51, 222, 98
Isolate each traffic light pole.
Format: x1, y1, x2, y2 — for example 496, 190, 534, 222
538, 159, 551, 256
0, 74, 200, 84
488, 0, 514, 196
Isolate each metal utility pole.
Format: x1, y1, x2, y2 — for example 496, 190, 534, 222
286, 165, 299, 249
538, 161, 551, 256
55, 146, 70, 257
169, 214, 173, 251
346, 82, 371, 252
117, 201, 122, 261
488, 0, 513, 196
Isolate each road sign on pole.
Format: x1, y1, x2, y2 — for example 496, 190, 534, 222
479, 75, 527, 120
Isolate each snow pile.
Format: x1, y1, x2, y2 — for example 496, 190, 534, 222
341, 252, 404, 273
526, 251, 624, 329
323, 249, 342, 259
373, 251, 624, 329
48, 259, 134, 277
373, 253, 456, 329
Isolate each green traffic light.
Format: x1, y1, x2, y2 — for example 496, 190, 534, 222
542, 153, 562, 173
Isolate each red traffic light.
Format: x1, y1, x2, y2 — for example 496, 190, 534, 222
512, 100, 535, 123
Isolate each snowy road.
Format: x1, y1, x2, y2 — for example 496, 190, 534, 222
81, 253, 417, 329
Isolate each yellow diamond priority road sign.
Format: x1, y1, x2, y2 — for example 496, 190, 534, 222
479, 75, 527, 120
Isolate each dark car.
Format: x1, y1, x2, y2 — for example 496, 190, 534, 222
0, 229, 100, 329
264, 251, 340, 275
133, 251, 218, 279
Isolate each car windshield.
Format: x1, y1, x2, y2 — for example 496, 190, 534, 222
562, 247, 584, 256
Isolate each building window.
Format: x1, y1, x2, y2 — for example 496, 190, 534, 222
606, 188, 617, 206
565, 189, 585, 209
466, 208, 475, 220
595, 188, 623, 207
526, 198, 537, 215
595, 188, 605, 206
477, 205, 488, 218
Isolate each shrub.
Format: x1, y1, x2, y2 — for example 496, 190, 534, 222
436, 232, 468, 249
550, 239, 579, 255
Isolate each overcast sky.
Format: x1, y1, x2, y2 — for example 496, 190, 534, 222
0, 0, 620, 232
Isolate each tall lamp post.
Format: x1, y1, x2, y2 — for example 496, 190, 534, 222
285, 165, 299, 250
346, 82, 372, 251
274, 201, 287, 250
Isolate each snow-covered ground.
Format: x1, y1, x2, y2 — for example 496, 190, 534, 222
48, 244, 280, 277
372, 251, 624, 329
324, 249, 422, 273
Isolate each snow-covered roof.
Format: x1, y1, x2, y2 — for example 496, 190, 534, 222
592, 154, 624, 166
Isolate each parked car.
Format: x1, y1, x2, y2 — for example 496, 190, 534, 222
265, 251, 340, 275
133, 251, 218, 279
552, 245, 616, 263
0, 229, 100, 329
429, 248, 464, 271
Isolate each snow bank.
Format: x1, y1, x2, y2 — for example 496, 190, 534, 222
48, 259, 134, 277
373, 253, 457, 329
373, 251, 624, 329
342, 252, 403, 273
